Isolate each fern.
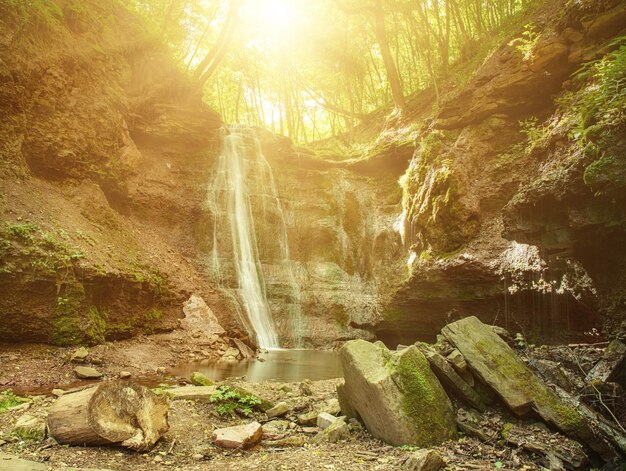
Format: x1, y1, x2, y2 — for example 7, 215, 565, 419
209, 385, 262, 417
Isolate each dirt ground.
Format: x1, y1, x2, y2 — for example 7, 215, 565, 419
0, 336, 624, 470
0, 329, 228, 395
0, 377, 555, 471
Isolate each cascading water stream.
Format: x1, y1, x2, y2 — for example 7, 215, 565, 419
207, 127, 301, 349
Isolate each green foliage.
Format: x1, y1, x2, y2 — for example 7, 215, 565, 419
144, 307, 162, 321
566, 37, 626, 141
209, 385, 262, 417
0, 222, 85, 276
4, 0, 63, 26
0, 390, 29, 413
129, 259, 167, 296
51, 283, 87, 346
509, 23, 540, 61
126, 0, 531, 143
4, 223, 38, 240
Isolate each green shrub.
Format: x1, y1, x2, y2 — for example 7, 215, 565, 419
210, 385, 262, 417
0, 390, 29, 413
567, 37, 626, 141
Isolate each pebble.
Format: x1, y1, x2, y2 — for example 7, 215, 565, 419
73, 366, 102, 379
119, 371, 131, 379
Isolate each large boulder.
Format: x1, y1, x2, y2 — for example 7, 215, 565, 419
442, 316, 611, 457
339, 340, 456, 446
180, 295, 226, 338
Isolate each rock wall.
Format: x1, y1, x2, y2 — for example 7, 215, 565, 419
266, 139, 407, 347
0, 0, 223, 344
380, 0, 626, 345
1, 0, 623, 349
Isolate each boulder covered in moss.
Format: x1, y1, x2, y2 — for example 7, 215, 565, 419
442, 316, 612, 458
339, 340, 456, 446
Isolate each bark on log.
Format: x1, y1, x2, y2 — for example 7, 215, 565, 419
47, 382, 169, 451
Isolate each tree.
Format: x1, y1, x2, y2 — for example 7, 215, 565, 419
192, 0, 243, 88
336, 0, 406, 111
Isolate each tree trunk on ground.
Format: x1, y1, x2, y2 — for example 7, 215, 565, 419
47, 382, 169, 451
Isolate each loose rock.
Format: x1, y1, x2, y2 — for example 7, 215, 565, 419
12, 414, 46, 441
262, 420, 290, 439
446, 350, 467, 374
69, 347, 89, 363
313, 417, 350, 444
317, 412, 340, 430
586, 340, 626, 383
340, 340, 456, 446
212, 422, 263, 449
0, 452, 47, 470
417, 344, 485, 412
297, 411, 318, 426
166, 385, 216, 401
190, 372, 214, 386
401, 449, 445, 471
264, 436, 307, 447
442, 316, 608, 457
73, 366, 102, 379
266, 401, 290, 418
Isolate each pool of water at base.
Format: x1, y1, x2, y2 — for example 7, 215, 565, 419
168, 349, 343, 383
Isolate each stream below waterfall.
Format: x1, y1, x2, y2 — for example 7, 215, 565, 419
169, 349, 342, 383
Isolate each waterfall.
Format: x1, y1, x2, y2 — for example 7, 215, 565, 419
207, 127, 290, 349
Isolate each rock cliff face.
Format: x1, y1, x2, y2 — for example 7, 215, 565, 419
0, 1, 223, 344
1, 0, 623, 348
261, 134, 407, 347
380, 0, 626, 345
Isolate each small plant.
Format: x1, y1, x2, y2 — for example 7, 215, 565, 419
210, 385, 262, 417
4, 223, 38, 241
519, 116, 551, 151
509, 24, 540, 61
0, 390, 29, 413
151, 384, 174, 396
567, 37, 626, 141
514, 332, 527, 349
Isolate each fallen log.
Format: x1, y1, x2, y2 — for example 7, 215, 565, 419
47, 381, 169, 451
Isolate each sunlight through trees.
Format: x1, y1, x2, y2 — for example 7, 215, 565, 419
125, 0, 534, 142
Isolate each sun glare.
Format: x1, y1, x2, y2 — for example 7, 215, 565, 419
244, 0, 301, 40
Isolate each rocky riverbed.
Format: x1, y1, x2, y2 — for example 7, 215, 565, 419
0, 318, 624, 471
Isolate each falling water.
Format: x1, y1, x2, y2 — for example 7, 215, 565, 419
207, 127, 301, 349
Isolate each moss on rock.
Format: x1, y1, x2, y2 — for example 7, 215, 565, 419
340, 339, 456, 446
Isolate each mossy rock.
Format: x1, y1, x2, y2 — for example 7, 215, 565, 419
190, 372, 214, 387
442, 316, 603, 455
339, 339, 456, 446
